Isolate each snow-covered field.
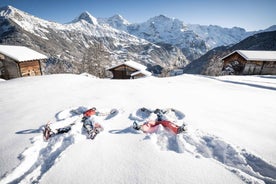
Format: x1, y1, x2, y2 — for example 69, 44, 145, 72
0, 74, 275, 184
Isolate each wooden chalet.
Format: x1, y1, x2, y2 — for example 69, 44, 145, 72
222, 50, 276, 75
0, 45, 47, 79
107, 60, 152, 79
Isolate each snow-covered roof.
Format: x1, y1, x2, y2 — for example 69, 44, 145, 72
107, 60, 147, 71
131, 70, 152, 77
0, 45, 47, 62
223, 50, 276, 62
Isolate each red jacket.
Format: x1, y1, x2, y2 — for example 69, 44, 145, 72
83, 109, 97, 117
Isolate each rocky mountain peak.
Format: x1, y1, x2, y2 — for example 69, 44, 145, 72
0, 5, 14, 16
149, 14, 171, 22
105, 14, 130, 31
73, 11, 98, 25
0, 5, 24, 18
108, 14, 129, 24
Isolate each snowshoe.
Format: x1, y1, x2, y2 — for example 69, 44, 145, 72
133, 121, 140, 130
153, 108, 162, 114
56, 126, 71, 134
177, 123, 187, 134
43, 123, 54, 141
87, 123, 103, 140
89, 128, 101, 140
88, 130, 95, 139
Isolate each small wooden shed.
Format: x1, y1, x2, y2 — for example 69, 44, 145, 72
0, 45, 47, 79
107, 60, 152, 79
222, 50, 276, 75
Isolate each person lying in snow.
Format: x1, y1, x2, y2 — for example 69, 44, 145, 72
132, 109, 187, 134
43, 107, 103, 141
43, 123, 72, 140
81, 107, 104, 139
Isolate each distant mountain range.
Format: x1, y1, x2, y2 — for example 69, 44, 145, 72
0, 6, 187, 75
101, 14, 276, 61
0, 5, 275, 76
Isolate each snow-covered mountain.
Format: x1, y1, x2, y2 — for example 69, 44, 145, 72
99, 14, 130, 32
103, 14, 276, 61
71, 11, 99, 25
0, 6, 188, 75
103, 15, 208, 61
1, 5, 275, 76
187, 24, 249, 48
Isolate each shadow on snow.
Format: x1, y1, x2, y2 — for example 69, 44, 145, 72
129, 108, 276, 184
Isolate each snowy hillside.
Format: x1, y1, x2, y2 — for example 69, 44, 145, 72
0, 74, 276, 184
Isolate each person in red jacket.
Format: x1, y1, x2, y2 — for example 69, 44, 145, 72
43, 107, 105, 141
133, 109, 187, 134
81, 107, 103, 139
133, 120, 186, 134
83, 107, 99, 117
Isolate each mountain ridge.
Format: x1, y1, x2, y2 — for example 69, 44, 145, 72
71, 11, 98, 25
102, 13, 275, 61
0, 5, 188, 76
0, 5, 275, 77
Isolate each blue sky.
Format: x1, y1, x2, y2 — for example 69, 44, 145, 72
0, 0, 275, 31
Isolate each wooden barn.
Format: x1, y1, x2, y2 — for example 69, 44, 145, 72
0, 45, 47, 79
107, 60, 152, 79
222, 50, 276, 75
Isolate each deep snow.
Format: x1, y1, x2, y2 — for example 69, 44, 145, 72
0, 74, 276, 184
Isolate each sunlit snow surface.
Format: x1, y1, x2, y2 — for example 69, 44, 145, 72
0, 74, 276, 184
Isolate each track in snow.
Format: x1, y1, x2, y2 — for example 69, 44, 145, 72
0, 106, 118, 184
1, 107, 276, 184
129, 108, 276, 184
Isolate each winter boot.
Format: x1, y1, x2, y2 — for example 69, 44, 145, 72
133, 121, 141, 130
153, 108, 161, 114
88, 130, 95, 139
57, 126, 71, 134
94, 128, 100, 134
89, 128, 101, 140
177, 123, 187, 134
43, 125, 54, 141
